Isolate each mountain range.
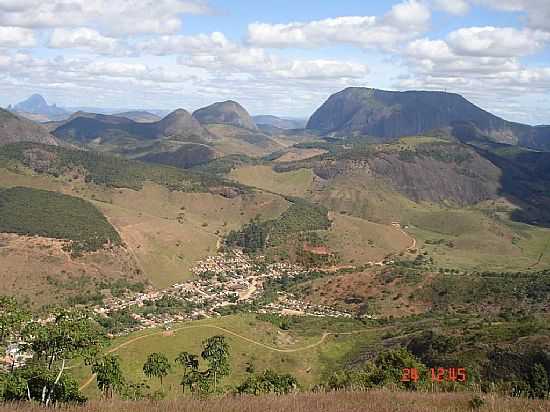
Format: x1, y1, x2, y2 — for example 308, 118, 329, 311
4, 88, 550, 158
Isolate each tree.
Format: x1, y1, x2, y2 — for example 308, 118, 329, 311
92, 354, 124, 398
26, 309, 104, 406
175, 352, 199, 393
530, 363, 549, 399
2, 364, 85, 404
181, 369, 211, 398
201, 335, 231, 392
0, 296, 30, 347
176, 336, 232, 398
143, 353, 171, 388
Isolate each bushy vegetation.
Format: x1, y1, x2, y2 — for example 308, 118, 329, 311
226, 197, 330, 252
0, 143, 236, 193
193, 154, 258, 175
425, 270, 550, 313
0, 187, 121, 255
324, 349, 427, 391
236, 369, 298, 395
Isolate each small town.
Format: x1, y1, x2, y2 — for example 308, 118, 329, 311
92, 249, 354, 333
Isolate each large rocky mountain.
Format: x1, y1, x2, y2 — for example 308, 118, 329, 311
194, 101, 258, 130
11, 94, 69, 121
0, 108, 59, 146
307, 87, 550, 151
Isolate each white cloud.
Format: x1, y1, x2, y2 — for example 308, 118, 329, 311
384, 0, 431, 30
0, 0, 210, 36
49, 28, 126, 55
399, 29, 550, 124
448, 26, 549, 57
140, 32, 370, 80
433, 0, 470, 15
473, 0, 550, 31
81, 61, 193, 83
0, 26, 36, 47
246, 0, 430, 50
273, 60, 369, 80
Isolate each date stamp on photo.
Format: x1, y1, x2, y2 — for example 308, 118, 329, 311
401, 367, 467, 383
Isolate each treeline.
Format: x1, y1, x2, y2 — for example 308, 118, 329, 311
0, 187, 121, 255
0, 143, 238, 193
226, 197, 330, 252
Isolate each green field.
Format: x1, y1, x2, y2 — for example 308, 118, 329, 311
229, 165, 315, 197
71, 314, 376, 399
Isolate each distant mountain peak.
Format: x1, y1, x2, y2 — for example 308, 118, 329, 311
193, 100, 258, 131
253, 115, 306, 130
13, 94, 68, 119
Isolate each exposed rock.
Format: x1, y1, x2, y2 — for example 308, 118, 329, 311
194, 101, 258, 130
307, 87, 550, 151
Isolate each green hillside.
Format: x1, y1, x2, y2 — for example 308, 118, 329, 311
0, 186, 121, 255
0, 142, 238, 193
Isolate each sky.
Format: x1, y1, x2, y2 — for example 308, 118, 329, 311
0, 0, 549, 124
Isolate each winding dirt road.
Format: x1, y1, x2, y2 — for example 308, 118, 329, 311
78, 324, 376, 391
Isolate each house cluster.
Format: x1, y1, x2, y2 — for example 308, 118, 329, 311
259, 293, 353, 318
91, 249, 354, 333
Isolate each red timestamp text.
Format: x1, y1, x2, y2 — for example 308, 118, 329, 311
401, 367, 467, 383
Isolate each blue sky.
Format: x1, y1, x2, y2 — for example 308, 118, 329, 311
0, 0, 549, 124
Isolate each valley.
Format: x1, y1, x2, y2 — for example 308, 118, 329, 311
1, 88, 550, 406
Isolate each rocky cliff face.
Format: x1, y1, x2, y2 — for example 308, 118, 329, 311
305, 144, 501, 206
0, 109, 59, 146
193, 101, 258, 130
307, 87, 550, 151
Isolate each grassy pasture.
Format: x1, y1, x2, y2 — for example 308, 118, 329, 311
229, 165, 315, 197
70, 314, 377, 399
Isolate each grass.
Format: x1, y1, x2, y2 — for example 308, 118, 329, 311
69, 314, 379, 399
0, 164, 290, 289
407, 213, 550, 272
327, 214, 412, 265
0, 142, 233, 193
93, 183, 289, 287
229, 165, 315, 197
2, 390, 549, 412
207, 124, 283, 158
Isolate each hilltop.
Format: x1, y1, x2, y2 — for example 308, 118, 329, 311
194, 101, 258, 131
0, 108, 59, 146
307, 87, 550, 151
53, 109, 210, 144
114, 111, 162, 123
